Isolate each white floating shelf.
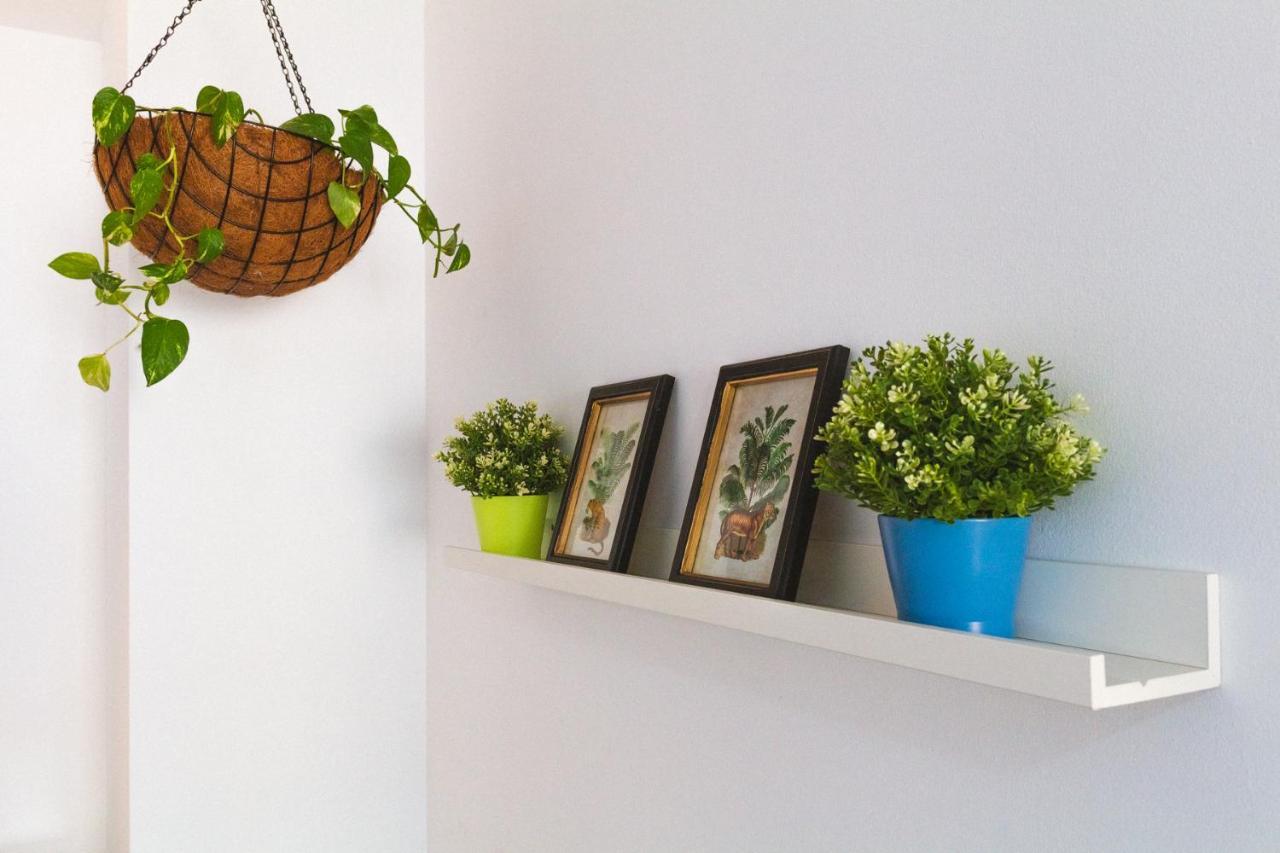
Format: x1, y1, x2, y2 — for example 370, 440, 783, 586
443, 528, 1220, 709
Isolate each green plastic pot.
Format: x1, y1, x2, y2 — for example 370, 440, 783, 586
471, 494, 549, 558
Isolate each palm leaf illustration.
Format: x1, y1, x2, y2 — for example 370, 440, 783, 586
718, 403, 797, 530
586, 421, 640, 504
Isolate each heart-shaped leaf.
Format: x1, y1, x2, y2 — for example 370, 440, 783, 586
140, 317, 189, 386
327, 181, 361, 229
338, 133, 374, 175
96, 286, 130, 305
139, 260, 188, 286
78, 354, 111, 392
92, 87, 136, 146
135, 152, 163, 172
152, 282, 171, 306
280, 112, 336, 143
195, 227, 225, 264
214, 90, 245, 146
441, 232, 458, 256
385, 155, 411, 199
197, 86, 245, 147
446, 243, 471, 273
49, 252, 101, 280
102, 210, 134, 246
339, 105, 379, 125
130, 167, 165, 223
343, 113, 397, 156
196, 85, 221, 113
416, 203, 438, 241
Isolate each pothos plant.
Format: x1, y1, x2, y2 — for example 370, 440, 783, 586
50, 84, 468, 392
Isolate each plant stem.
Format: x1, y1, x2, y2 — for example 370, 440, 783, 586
105, 318, 144, 353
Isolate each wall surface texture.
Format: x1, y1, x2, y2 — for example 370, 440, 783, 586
124, 0, 427, 851
0, 17, 127, 853
424, 2, 1280, 851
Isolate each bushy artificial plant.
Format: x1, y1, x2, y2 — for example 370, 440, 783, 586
436, 399, 569, 498
814, 334, 1103, 522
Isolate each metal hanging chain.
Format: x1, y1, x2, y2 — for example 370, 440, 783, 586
119, 0, 316, 116
259, 0, 315, 115
121, 0, 205, 94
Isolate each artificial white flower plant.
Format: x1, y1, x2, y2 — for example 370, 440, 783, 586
814, 334, 1103, 522
436, 399, 570, 498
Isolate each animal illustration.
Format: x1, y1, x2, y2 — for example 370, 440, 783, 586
714, 502, 779, 560
714, 404, 796, 562
579, 498, 611, 555
578, 421, 640, 555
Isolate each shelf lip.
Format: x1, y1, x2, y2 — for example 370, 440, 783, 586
441, 546, 1220, 709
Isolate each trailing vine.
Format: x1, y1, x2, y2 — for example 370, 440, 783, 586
51, 85, 467, 392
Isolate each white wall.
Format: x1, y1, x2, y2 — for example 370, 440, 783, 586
124, 1, 427, 850
0, 20, 127, 853
424, 2, 1280, 851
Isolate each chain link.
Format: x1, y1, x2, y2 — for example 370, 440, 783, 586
121, 0, 205, 94
259, 0, 314, 115
120, 0, 315, 117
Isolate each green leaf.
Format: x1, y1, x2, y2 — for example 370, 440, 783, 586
196, 85, 221, 112
77, 354, 111, 392
101, 210, 134, 246
216, 90, 245, 145
339, 105, 379, 125
338, 133, 374, 175
130, 166, 165, 223
92, 86, 136, 146
327, 181, 361, 229
195, 227, 225, 264
197, 86, 245, 147
369, 124, 397, 155
49, 252, 101, 280
135, 152, 163, 172
139, 260, 188, 285
151, 282, 171, 306
96, 286, 130, 305
279, 112, 336, 143
446, 243, 471, 273
140, 317, 189, 387
344, 113, 397, 155
385, 155, 410, 199
441, 232, 458, 256
91, 270, 123, 292
416, 203, 438, 240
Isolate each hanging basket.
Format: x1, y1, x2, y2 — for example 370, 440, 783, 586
93, 109, 384, 297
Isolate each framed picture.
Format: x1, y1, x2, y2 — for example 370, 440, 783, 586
548, 374, 675, 571
670, 347, 849, 599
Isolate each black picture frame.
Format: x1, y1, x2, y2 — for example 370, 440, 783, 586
670, 346, 849, 599
548, 374, 675, 572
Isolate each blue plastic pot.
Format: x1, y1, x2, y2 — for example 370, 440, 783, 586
877, 515, 1033, 638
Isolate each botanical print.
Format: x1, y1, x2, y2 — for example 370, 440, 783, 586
557, 394, 649, 560
713, 404, 794, 561
579, 421, 640, 554
687, 372, 816, 585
